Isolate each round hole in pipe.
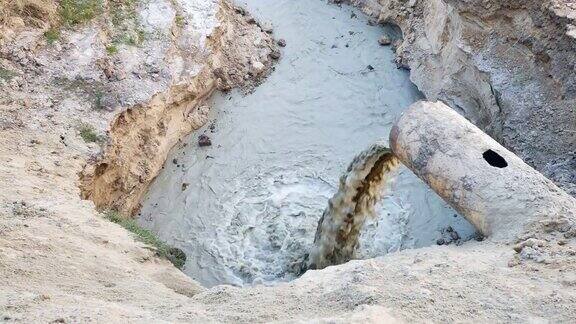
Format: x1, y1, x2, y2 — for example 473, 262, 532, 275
483, 149, 508, 168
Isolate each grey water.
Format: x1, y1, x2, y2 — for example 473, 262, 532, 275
139, 0, 476, 287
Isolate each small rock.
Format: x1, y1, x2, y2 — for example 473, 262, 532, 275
234, 6, 247, 15
378, 35, 392, 46
514, 238, 547, 253
261, 22, 274, 34
9, 17, 25, 28
508, 258, 520, 267
367, 65, 374, 71
251, 61, 265, 74
172, 158, 178, 165
198, 134, 212, 147
270, 50, 281, 60
450, 230, 460, 241
436, 238, 445, 245
277, 39, 287, 47
38, 294, 50, 301
181, 183, 189, 191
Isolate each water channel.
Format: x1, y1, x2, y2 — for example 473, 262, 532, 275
139, 0, 476, 287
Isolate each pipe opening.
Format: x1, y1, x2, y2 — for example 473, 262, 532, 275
483, 149, 508, 168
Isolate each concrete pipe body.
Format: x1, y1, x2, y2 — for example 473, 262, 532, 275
390, 101, 576, 241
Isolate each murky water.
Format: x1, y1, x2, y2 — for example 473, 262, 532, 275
139, 0, 476, 287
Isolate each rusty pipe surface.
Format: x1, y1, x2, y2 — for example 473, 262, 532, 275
390, 101, 576, 240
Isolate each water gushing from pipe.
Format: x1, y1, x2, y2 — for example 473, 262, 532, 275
306, 142, 399, 270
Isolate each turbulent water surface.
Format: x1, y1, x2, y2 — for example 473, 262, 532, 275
139, 0, 476, 287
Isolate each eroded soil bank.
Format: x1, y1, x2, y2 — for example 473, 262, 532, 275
78, 0, 278, 217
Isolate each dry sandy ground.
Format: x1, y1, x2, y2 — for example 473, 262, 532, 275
1, 0, 576, 323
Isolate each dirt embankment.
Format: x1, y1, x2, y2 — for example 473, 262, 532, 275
78, 1, 278, 217
2, 0, 277, 222
350, 0, 576, 196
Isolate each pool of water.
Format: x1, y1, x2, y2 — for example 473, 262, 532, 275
139, 0, 476, 287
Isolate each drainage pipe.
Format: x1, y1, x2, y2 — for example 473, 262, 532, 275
389, 101, 576, 240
